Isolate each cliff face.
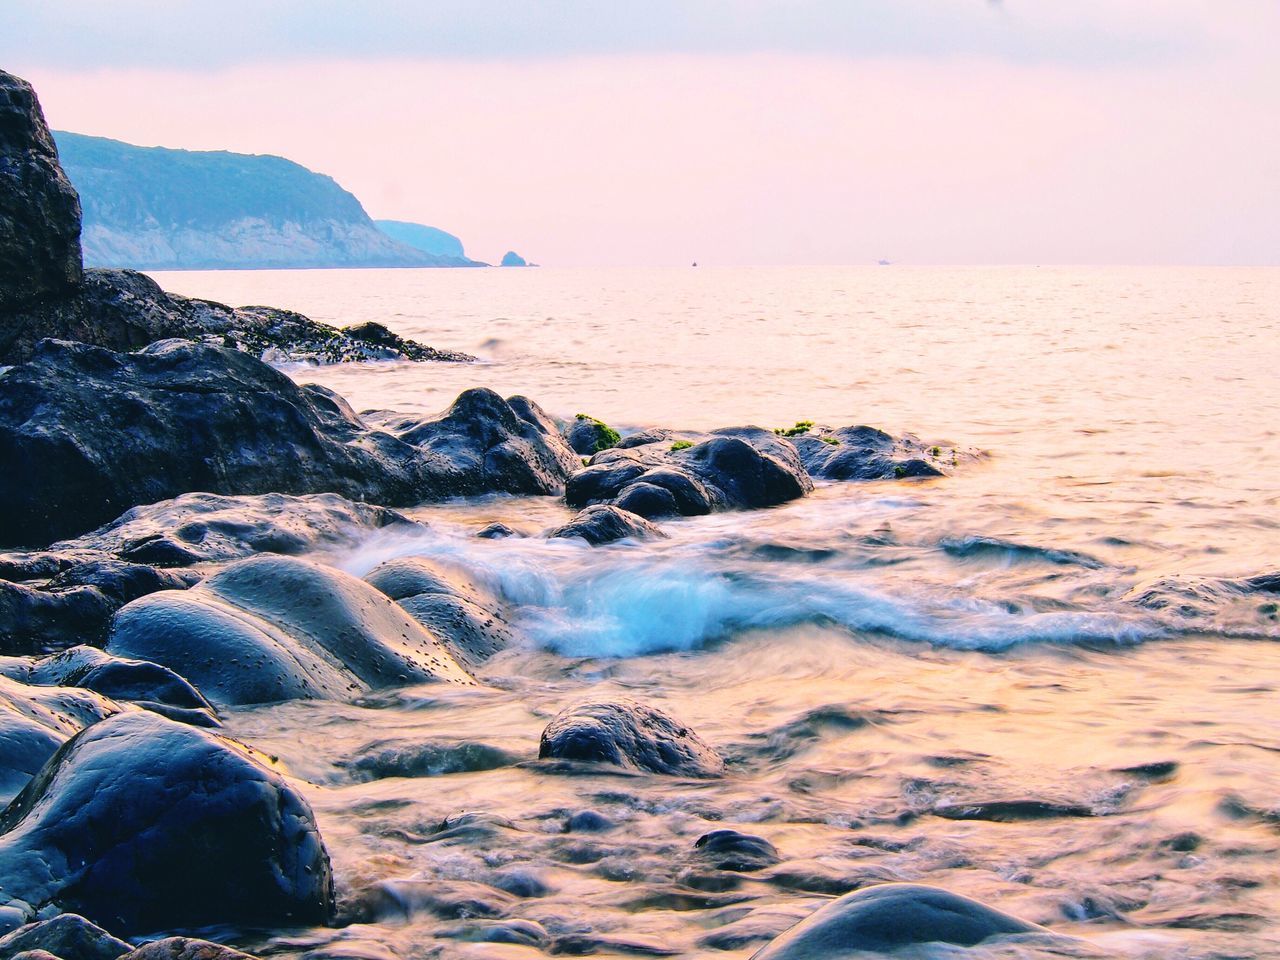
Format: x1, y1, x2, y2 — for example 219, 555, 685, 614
54, 132, 476, 270
0, 71, 82, 310
375, 220, 473, 261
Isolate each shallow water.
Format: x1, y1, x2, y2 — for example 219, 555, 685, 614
150, 266, 1280, 958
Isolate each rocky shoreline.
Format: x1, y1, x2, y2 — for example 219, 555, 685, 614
0, 67, 1178, 960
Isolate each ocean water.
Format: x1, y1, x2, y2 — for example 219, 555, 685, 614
153, 266, 1280, 959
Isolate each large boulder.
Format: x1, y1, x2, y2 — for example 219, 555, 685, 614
0, 70, 81, 317
750, 883, 1045, 959
0, 674, 120, 803
566, 414, 620, 456
367, 388, 580, 497
0, 338, 438, 546
9, 645, 212, 715
539, 698, 725, 777
566, 428, 812, 519
107, 554, 476, 706
0, 711, 332, 936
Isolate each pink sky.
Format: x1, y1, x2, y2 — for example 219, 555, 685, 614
8, 4, 1280, 266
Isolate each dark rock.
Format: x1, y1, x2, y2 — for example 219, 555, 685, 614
539, 698, 725, 777
22, 646, 212, 712
566, 415, 621, 456
119, 937, 257, 960
0, 711, 332, 936
476, 522, 519, 539
566, 428, 811, 517
2, 268, 474, 368
364, 556, 514, 667
792, 426, 952, 481
0, 913, 130, 959
0, 674, 120, 803
0, 339, 434, 545
750, 883, 1044, 959
366, 387, 580, 498
0, 70, 81, 317
107, 554, 476, 706
694, 830, 781, 872
549, 505, 665, 546
932, 799, 1095, 822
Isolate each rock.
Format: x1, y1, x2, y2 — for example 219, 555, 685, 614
119, 937, 257, 960
19, 645, 212, 713
694, 830, 781, 872
0, 913, 131, 960
539, 698, 725, 777
476, 522, 519, 539
341, 739, 518, 782
0, 674, 120, 803
791, 425, 950, 481
565, 810, 616, 833
61, 491, 418, 567
500, 251, 528, 267
107, 554, 476, 706
364, 556, 514, 667
0, 338, 434, 546
548, 505, 665, 545
750, 883, 1044, 959
2, 267, 475, 368
566, 415, 621, 456
366, 387, 580, 498
0, 711, 332, 936
566, 427, 811, 518
0, 70, 81, 316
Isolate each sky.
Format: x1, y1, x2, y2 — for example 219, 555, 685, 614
3, 1, 1278, 266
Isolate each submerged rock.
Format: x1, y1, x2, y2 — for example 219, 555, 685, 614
0, 913, 131, 960
567, 427, 812, 518
0, 70, 82, 317
107, 554, 476, 705
0, 711, 332, 936
694, 830, 781, 872
750, 883, 1044, 959
539, 698, 725, 777
549, 505, 665, 545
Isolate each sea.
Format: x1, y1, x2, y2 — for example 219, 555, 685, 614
153, 265, 1280, 960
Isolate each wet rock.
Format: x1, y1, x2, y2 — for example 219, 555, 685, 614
539, 698, 725, 777
566, 414, 621, 455
489, 866, 552, 898
364, 556, 514, 666
436, 918, 550, 948
694, 830, 781, 872
698, 908, 812, 951
932, 799, 1095, 822
0, 674, 120, 802
0, 912, 130, 958
565, 809, 616, 833
751, 883, 1044, 959
107, 554, 476, 706
367, 387, 580, 497
17, 645, 212, 714
0, 339, 434, 546
360, 879, 514, 922
118, 938, 257, 960
476, 522, 520, 539
0, 70, 82, 317
792, 426, 952, 481
0, 710, 332, 936
65, 491, 418, 567
549, 505, 665, 545
567, 428, 811, 518
763, 861, 906, 896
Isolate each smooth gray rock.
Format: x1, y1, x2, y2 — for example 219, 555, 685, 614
539, 698, 725, 777
0, 913, 131, 960
750, 883, 1044, 959
0, 711, 332, 936
107, 554, 476, 706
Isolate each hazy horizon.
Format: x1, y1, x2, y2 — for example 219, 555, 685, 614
5, 1, 1278, 267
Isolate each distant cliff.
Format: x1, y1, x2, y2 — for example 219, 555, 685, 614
375, 220, 474, 261
53, 132, 481, 270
